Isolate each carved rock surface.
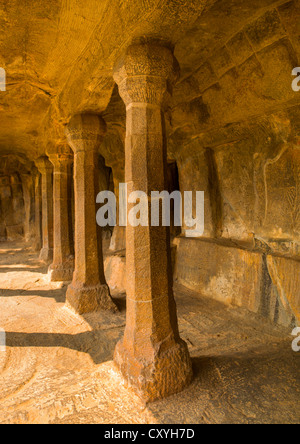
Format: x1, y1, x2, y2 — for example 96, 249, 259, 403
0, 0, 299, 410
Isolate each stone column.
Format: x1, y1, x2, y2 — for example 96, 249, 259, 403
48, 145, 74, 281
21, 172, 36, 243
34, 173, 42, 252
35, 156, 53, 263
65, 114, 116, 314
113, 41, 192, 402
109, 169, 126, 252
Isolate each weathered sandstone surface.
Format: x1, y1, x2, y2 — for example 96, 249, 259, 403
0, 0, 299, 407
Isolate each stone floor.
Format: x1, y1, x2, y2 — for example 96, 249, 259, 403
0, 241, 299, 424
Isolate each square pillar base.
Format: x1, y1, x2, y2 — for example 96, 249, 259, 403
48, 260, 74, 282
66, 283, 117, 315
114, 338, 193, 403
39, 247, 53, 263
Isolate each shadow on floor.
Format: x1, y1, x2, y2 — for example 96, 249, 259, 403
0, 288, 67, 303
5, 330, 124, 365
147, 345, 300, 424
0, 288, 126, 311
0, 266, 48, 274
4, 330, 299, 423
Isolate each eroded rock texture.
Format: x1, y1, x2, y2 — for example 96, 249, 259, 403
0, 0, 299, 405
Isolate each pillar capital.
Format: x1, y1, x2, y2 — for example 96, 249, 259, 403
48, 144, 73, 169
35, 156, 53, 175
114, 41, 180, 107
65, 114, 107, 154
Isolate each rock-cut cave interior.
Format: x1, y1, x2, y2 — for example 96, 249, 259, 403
0, 0, 299, 425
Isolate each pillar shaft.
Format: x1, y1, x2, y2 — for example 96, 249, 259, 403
110, 174, 126, 252
65, 114, 116, 314
113, 41, 192, 402
34, 173, 42, 251
36, 157, 53, 263
48, 148, 74, 281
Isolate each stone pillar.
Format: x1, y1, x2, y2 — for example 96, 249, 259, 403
48, 145, 74, 281
65, 114, 116, 314
34, 173, 42, 252
36, 156, 53, 263
21, 172, 36, 243
113, 41, 192, 402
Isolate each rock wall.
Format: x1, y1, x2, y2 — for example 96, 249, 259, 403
173, 238, 299, 328
170, 112, 300, 328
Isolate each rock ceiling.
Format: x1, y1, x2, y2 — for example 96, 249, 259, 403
0, 0, 299, 163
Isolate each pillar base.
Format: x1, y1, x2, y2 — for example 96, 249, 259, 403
48, 259, 74, 282
66, 283, 117, 315
114, 338, 193, 403
39, 247, 53, 263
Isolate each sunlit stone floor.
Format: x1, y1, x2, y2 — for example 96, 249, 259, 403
0, 242, 299, 424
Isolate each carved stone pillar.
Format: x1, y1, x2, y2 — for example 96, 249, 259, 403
48, 145, 74, 281
65, 114, 116, 314
113, 41, 192, 401
35, 156, 53, 263
34, 173, 42, 252
21, 171, 36, 244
